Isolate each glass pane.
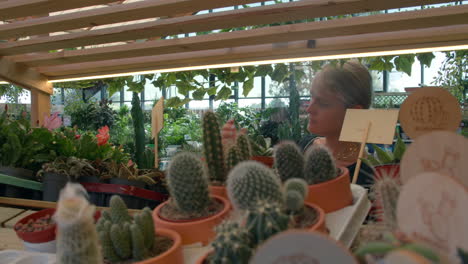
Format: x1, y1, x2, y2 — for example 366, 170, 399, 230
423, 52, 447, 86
238, 98, 262, 109
371, 71, 384, 92
109, 91, 121, 103
188, 99, 210, 110
239, 77, 262, 98
388, 60, 421, 92
144, 83, 161, 102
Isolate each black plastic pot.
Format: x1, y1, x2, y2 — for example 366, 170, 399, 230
0, 166, 35, 180
77, 175, 100, 183
42, 172, 69, 202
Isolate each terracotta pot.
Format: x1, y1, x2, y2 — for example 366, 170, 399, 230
208, 185, 228, 201
251, 156, 274, 168
135, 228, 184, 264
304, 202, 327, 233
153, 195, 231, 245
306, 167, 353, 213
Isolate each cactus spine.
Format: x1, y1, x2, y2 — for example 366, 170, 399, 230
374, 175, 401, 231
209, 220, 252, 264
283, 178, 308, 214
236, 134, 252, 161
227, 161, 282, 210
167, 152, 210, 213
202, 111, 227, 183
246, 200, 290, 245
274, 141, 305, 182
97, 195, 157, 262
304, 145, 337, 184
131, 92, 145, 168
226, 145, 242, 172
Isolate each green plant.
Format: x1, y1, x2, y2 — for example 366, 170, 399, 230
371, 171, 401, 231
236, 134, 252, 161
209, 220, 252, 264
96, 161, 158, 186
303, 145, 338, 184
283, 178, 308, 215
226, 145, 242, 172
131, 92, 146, 168
97, 196, 156, 262
37, 156, 98, 181
215, 102, 260, 135
249, 135, 273, 157
202, 111, 227, 184
434, 50, 467, 103
226, 161, 282, 210
274, 141, 305, 182
166, 152, 210, 214
362, 134, 406, 166
66, 98, 117, 132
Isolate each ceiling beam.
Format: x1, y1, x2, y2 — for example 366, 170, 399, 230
0, 0, 118, 20
0, 56, 52, 94
40, 24, 468, 79
0, 0, 267, 39
10, 5, 468, 67
1, 0, 458, 55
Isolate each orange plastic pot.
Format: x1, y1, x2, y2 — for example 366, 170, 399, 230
208, 185, 228, 201
304, 202, 327, 233
135, 228, 184, 264
251, 156, 274, 168
153, 195, 231, 245
306, 167, 353, 213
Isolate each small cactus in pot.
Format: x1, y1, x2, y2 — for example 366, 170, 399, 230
274, 141, 304, 182
283, 178, 308, 215
202, 111, 227, 185
304, 144, 338, 184
209, 220, 252, 264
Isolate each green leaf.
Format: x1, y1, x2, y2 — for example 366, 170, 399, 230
166, 97, 190, 108
126, 81, 145, 93
176, 81, 194, 96
242, 77, 254, 97
394, 55, 415, 76
207, 86, 218, 96
215, 86, 232, 100
254, 64, 273, 77
373, 144, 394, 164
192, 89, 206, 100
416, 52, 435, 68
271, 63, 289, 83
393, 135, 406, 162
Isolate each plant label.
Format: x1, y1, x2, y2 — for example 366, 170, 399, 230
250, 230, 357, 264
151, 97, 164, 139
397, 172, 468, 260
400, 131, 468, 187
399, 87, 462, 139
339, 109, 399, 145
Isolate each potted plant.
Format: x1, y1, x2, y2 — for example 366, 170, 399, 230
152, 152, 231, 245
274, 141, 353, 213
95, 195, 183, 264
14, 208, 57, 253
250, 134, 274, 167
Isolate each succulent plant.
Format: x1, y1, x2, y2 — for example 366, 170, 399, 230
209, 220, 252, 264
304, 145, 337, 184
284, 178, 309, 199
246, 200, 290, 245
283, 178, 308, 215
202, 111, 227, 183
37, 156, 98, 181
131, 92, 146, 169
236, 134, 252, 161
96, 161, 160, 186
274, 141, 305, 182
227, 161, 282, 210
362, 134, 407, 166
226, 145, 242, 172
371, 172, 401, 231
96, 195, 156, 262
250, 135, 273, 157
167, 152, 210, 214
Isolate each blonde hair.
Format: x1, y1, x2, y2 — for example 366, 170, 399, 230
318, 60, 373, 109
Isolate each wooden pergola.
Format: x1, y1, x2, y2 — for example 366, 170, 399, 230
0, 0, 467, 125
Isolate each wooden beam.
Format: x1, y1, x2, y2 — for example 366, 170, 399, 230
0, 56, 52, 94
41, 24, 468, 79
30, 89, 50, 127
9, 5, 468, 66
0, 0, 118, 20
1, 0, 458, 56
0, 0, 268, 39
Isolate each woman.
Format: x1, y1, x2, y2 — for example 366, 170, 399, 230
299, 60, 374, 187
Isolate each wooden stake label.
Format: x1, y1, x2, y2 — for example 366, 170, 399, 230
250, 230, 357, 264
400, 131, 468, 187
397, 172, 468, 260
399, 87, 462, 139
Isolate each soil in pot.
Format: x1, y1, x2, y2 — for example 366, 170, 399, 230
159, 198, 224, 221
290, 206, 319, 229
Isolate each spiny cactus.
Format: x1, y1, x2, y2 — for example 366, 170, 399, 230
373, 175, 401, 231
274, 141, 305, 182
96, 195, 157, 262
227, 161, 282, 210
55, 183, 102, 264
246, 200, 290, 245
226, 145, 242, 172
131, 92, 146, 169
209, 220, 252, 264
167, 152, 210, 214
304, 145, 337, 184
284, 178, 309, 199
283, 178, 308, 215
202, 111, 227, 183
236, 134, 252, 161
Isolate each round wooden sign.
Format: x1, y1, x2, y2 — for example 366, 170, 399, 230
400, 131, 468, 187
399, 87, 461, 139
250, 230, 357, 264
397, 172, 468, 260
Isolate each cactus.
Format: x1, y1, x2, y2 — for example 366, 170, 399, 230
167, 152, 210, 214
131, 92, 145, 168
209, 220, 252, 264
304, 145, 337, 184
227, 161, 282, 210
284, 178, 308, 199
246, 200, 290, 245
226, 145, 242, 172
274, 141, 305, 182
372, 174, 401, 231
97, 195, 158, 262
55, 183, 102, 264
236, 134, 252, 161
283, 178, 308, 215
202, 111, 227, 183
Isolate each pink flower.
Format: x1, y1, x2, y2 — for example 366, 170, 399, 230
75, 134, 81, 139
43, 112, 62, 131
96, 126, 110, 146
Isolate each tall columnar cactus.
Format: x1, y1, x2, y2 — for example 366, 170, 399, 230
131, 92, 145, 168
202, 111, 227, 183
374, 176, 401, 231
227, 161, 282, 210
55, 183, 102, 264
210, 220, 252, 264
274, 141, 305, 182
236, 134, 252, 161
246, 200, 290, 245
226, 145, 242, 172
167, 152, 210, 214
304, 145, 337, 184
283, 178, 308, 215
96, 195, 157, 262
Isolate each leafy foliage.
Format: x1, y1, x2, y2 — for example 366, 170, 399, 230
434, 50, 467, 103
